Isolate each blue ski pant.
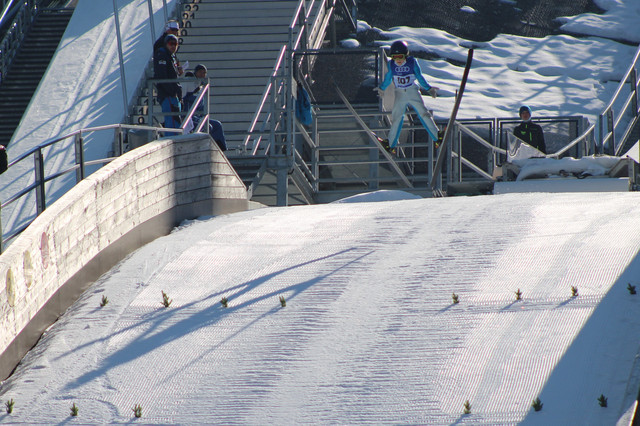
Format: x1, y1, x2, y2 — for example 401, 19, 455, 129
388, 85, 438, 148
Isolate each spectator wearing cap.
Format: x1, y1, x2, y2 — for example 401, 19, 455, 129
154, 34, 182, 128
183, 64, 227, 151
514, 105, 546, 154
153, 21, 183, 76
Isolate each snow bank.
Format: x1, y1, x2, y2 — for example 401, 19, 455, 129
2, 193, 640, 424
331, 189, 422, 203
558, 0, 640, 43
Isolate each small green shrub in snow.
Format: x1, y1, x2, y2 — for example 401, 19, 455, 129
70, 403, 79, 416
133, 404, 142, 417
570, 286, 578, 297
452, 293, 459, 304
515, 289, 522, 300
532, 397, 543, 411
598, 394, 607, 407
161, 291, 172, 308
5, 398, 14, 414
279, 295, 286, 307
100, 295, 109, 307
628, 283, 636, 295
220, 297, 229, 308
463, 400, 471, 414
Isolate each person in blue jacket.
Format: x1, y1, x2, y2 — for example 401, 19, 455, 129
375, 40, 440, 153
154, 34, 182, 128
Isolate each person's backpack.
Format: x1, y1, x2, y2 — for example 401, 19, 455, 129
0, 145, 7, 174
295, 82, 312, 126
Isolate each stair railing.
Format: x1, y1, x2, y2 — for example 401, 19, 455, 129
599, 43, 640, 156
0, 0, 37, 83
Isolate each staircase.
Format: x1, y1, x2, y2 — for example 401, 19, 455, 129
0, 8, 74, 147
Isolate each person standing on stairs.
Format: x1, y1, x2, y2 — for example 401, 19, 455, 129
375, 40, 440, 154
154, 34, 183, 129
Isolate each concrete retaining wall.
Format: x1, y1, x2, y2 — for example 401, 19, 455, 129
0, 133, 250, 379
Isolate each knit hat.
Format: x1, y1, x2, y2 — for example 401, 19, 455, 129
519, 105, 532, 115
164, 34, 178, 45
165, 21, 179, 31
194, 64, 207, 74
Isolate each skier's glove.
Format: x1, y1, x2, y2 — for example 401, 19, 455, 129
374, 87, 384, 97
427, 87, 439, 98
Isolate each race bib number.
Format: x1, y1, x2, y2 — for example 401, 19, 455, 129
394, 74, 415, 88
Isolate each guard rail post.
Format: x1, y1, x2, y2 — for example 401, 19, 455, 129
74, 132, 85, 183
34, 148, 46, 215
607, 108, 615, 155
114, 126, 124, 156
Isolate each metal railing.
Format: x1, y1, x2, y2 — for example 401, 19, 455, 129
0, 0, 37, 82
0, 123, 185, 252
242, 0, 340, 156
599, 43, 640, 155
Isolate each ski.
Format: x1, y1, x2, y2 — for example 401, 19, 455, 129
429, 48, 474, 193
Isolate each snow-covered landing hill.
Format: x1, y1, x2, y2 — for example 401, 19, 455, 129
1, 192, 639, 425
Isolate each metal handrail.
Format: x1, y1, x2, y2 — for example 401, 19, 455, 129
0, 0, 36, 81
598, 44, 640, 155
1, 123, 183, 251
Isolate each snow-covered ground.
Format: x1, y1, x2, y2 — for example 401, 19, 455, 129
1, 2, 640, 424
1, 191, 640, 424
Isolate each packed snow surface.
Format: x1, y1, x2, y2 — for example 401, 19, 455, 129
2, 192, 640, 424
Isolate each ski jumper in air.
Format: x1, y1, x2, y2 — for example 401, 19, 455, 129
376, 40, 439, 150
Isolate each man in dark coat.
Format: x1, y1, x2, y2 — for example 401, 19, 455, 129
154, 34, 182, 128
513, 105, 546, 154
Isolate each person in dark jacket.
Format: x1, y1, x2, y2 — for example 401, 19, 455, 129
513, 105, 546, 154
153, 21, 179, 59
154, 34, 182, 128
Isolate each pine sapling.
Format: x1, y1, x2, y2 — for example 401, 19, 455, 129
220, 296, 228, 308
133, 404, 142, 418
452, 293, 459, 304
279, 295, 287, 307
161, 291, 172, 308
515, 288, 522, 300
5, 398, 14, 414
463, 400, 471, 415
598, 394, 608, 407
100, 295, 109, 307
628, 283, 637, 295
70, 403, 79, 417
570, 286, 578, 297
532, 397, 543, 411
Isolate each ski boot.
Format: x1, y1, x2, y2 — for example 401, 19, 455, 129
380, 138, 396, 155
435, 128, 446, 150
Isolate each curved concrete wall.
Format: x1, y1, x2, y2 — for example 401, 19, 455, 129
0, 133, 250, 379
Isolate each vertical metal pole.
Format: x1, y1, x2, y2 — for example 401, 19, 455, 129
113, 0, 129, 120
74, 133, 85, 183
162, 0, 168, 23
607, 109, 615, 155
146, 0, 156, 44
147, 80, 153, 126
34, 148, 46, 215
312, 114, 319, 193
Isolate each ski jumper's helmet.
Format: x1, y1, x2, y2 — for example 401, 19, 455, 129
519, 105, 532, 115
390, 40, 409, 56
